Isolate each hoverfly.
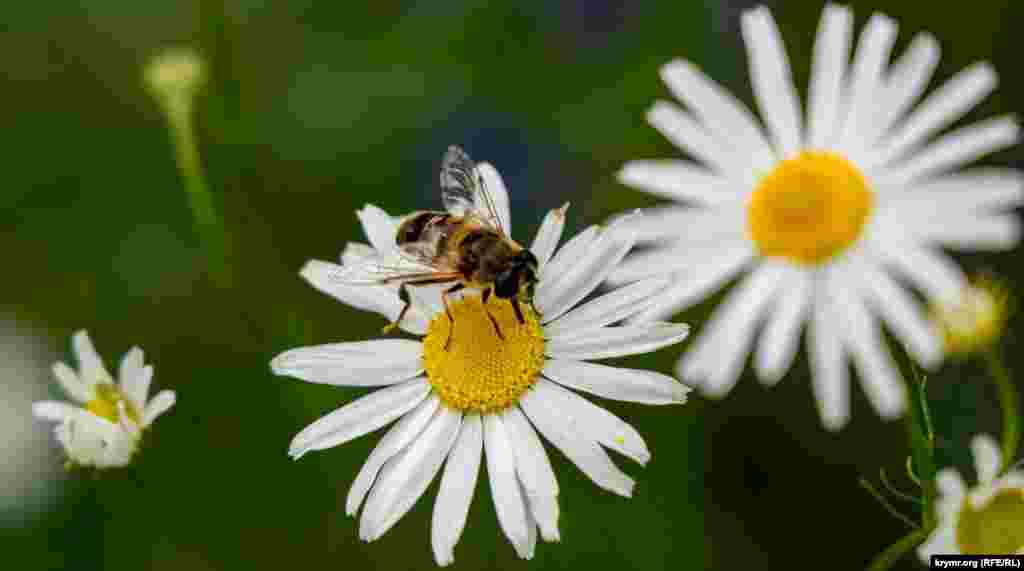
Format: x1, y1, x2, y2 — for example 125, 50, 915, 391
332, 145, 539, 349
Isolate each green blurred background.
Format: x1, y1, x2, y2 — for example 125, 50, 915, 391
1, 1, 1021, 569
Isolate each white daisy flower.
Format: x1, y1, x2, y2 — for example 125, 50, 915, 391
32, 331, 176, 469
272, 165, 691, 566
919, 434, 1024, 558
612, 3, 1022, 430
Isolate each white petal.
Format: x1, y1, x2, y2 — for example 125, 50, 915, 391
117, 347, 145, 404
431, 414, 483, 567
646, 101, 739, 175
873, 116, 1020, 186
873, 32, 940, 145
658, 59, 774, 177
360, 407, 461, 542
741, 6, 802, 157
868, 62, 998, 170
502, 407, 560, 542
484, 414, 534, 559
546, 322, 690, 361
936, 467, 966, 499
868, 239, 966, 305
622, 244, 754, 321
271, 339, 424, 387
534, 229, 634, 322
880, 168, 1024, 213
544, 278, 670, 336
543, 359, 689, 405
142, 390, 175, 427
617, 160, 741, 205
680, 262, 790, 396
542, 226, 599, 283
532, 379, 650, 465
32, 401, 78, 422
834, 13, 897, 161
72, 330, 114, 388
830, 276, 906, 420
918, 518, 959, 561
299, 260, 429, 335
809, 278, 851, 431
52, 362, 92, 403
530, 203, 569, 269
341, 242, 375, 265
972, 434, 1002, 484
123, 363, 153, 415
609, 242, 742, 285
288, 378, 429, 459
607, 204, 747, 247
806, 3, 852, 149
754, 270, 811, 386
357, 204, 399, 253
852, 259, 941, 369
901, 213, 1021, 251
347, 395, 440, 516
476, 162, 512, 237
519, 387, 635, 497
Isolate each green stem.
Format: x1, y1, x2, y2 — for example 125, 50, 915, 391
167, 106, 232, 288
983, 345, 1019, 472
866, 528, 929, 571
859, 478, 918, 529
905, 363, 936, 527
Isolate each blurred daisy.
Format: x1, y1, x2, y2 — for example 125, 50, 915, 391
32, 331, 176, 469
613, 3, 1021, 429
273, 166, 690, 566
919, 434, 1024, 558
930, 274, 1011, 358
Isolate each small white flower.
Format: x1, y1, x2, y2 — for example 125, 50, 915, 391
32, 331, 176, 469
613, 3, 1021, 430
919, 434, 1024, 558
273, 164, 690, 566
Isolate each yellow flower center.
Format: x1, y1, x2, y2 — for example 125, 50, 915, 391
86, 383, 141, 426
748, 151, 873, 264
423, 295, 545, 413
956, 488, 1024, 554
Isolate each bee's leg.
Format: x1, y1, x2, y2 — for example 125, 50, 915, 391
511, 297, 525, 325
382, 283, 414, 334
481, 288, 505, 341
442, 283, 466, 351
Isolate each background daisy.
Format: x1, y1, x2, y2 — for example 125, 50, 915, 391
612, 3, 1021, 430
919, 434, 1024, 557
32, 331, 176, 468
273, 165, 690, 566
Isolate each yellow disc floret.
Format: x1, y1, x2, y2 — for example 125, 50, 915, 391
956, 488, 1024, 554
86, 383, 142, 426
423, 295, 545, 413
748, 151, 873, 265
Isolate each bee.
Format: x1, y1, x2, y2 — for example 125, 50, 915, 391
332, 145, 539, 349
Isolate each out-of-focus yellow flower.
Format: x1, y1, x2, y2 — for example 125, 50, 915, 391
144, 49, 206, 118
931, 274, 1011, 357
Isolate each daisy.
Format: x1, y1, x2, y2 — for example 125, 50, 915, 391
272, 164, 691, 566
612, 3, 1021, 429
919, 434, 1024, 558
32, 331, 176, 469
930, 273, 1011, 358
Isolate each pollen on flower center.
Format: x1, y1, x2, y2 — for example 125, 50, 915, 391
748, 151, 873, 265
956, 488, 1024, 554
423, 294, 545, 413
86, 383, 141, 426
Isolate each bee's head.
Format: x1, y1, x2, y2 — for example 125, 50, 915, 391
494, 250, 539, 300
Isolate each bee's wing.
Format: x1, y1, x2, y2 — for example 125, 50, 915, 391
439, 145, 508, 237
326, 249, 442, 285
